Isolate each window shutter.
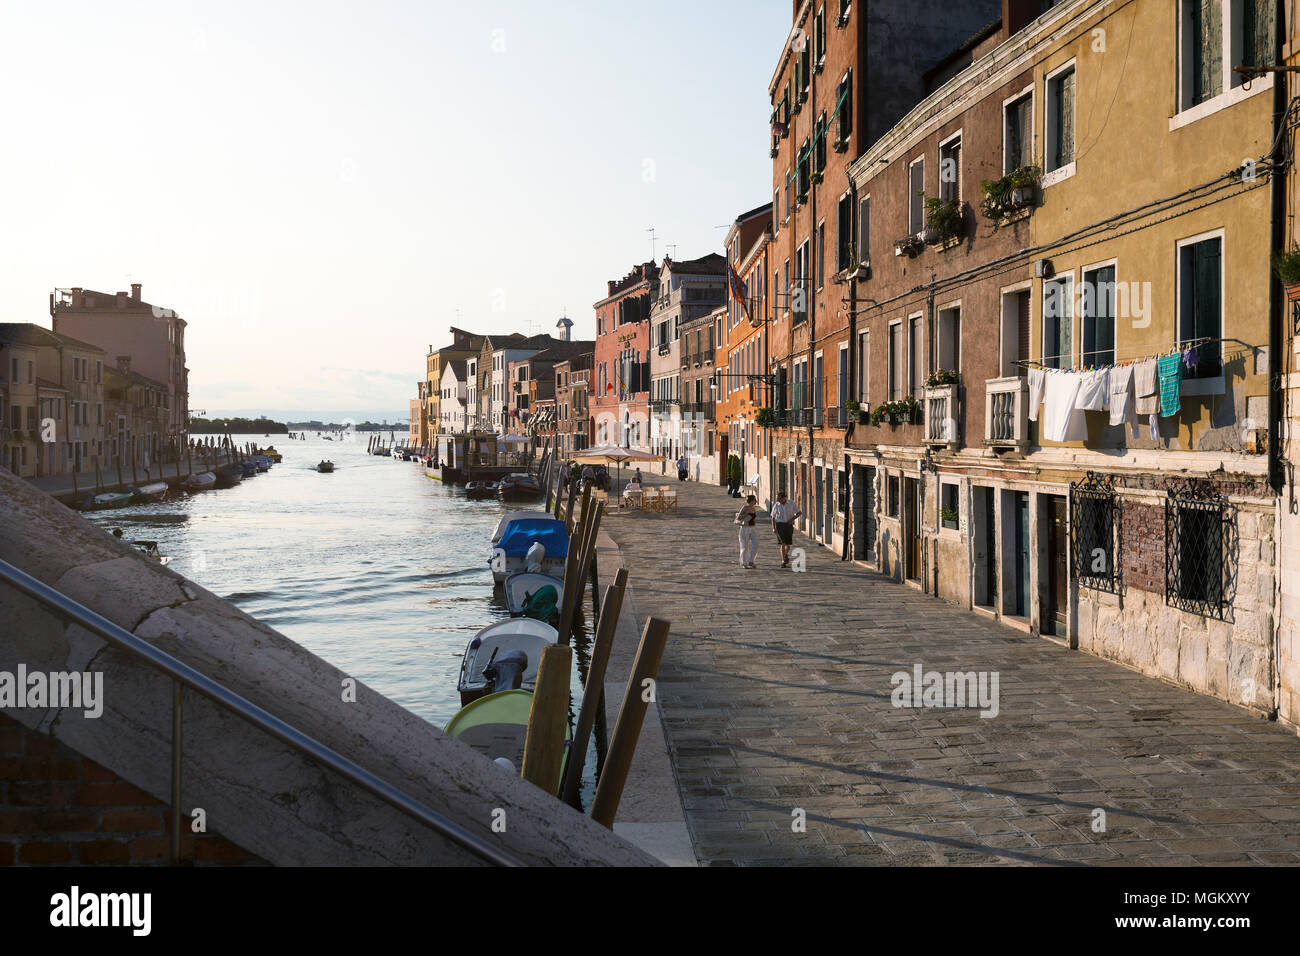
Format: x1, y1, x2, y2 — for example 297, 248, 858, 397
1060, 70, 1075, 166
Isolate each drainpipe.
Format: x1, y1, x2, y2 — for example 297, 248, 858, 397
1268, 40, 1286, 497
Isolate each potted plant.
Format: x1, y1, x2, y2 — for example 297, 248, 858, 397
770, 145, 780, 159
726, 454, 742, 497
940, 507, 959, 530
894, 235, 923, 257
925, 368, 959, 388
810, 170, 824, 185
832, 136, 848, 153
1272, 248, 1300, 291
898, 394, 919, 424
796, 191, 809, 205
755, 406, 776, 428
923, 195, 964, 245
979, 165, 1042, 226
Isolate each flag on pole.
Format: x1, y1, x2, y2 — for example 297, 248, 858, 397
728, 263, 750, 321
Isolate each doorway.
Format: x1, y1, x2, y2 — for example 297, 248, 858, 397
852, 465, 876, 560
1043, 494, 1069, 637
1003, 490, 1030, 617
813, 465, 823, 539
973, 486, 997, 608
824, 468, 835, 545
903, 477, 921, 581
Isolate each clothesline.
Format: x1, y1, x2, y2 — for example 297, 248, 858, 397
1012, 336, 1215, 373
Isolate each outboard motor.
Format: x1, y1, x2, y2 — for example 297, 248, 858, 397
525, 541, 546, 573
481, 648, 528, 694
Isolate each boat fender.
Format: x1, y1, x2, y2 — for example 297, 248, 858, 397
493, 757, 516, 773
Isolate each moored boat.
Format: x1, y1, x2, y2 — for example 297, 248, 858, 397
445, 687, 570, 774
91, 491, 134, 510
490, 515, 568, 583
131, 481, 169, 503
317, 460, 334, 473
214, 464, 243, 488
182, 471, 217, 492
456, 619, 559, 706
465, 480, 497, 500
496, 472, 541, 502
502, 572, 563, 620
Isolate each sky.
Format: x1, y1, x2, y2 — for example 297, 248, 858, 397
0, 0, 789, 420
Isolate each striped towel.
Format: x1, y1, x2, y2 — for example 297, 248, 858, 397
1157, 352, 1183, 417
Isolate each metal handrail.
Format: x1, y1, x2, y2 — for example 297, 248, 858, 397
0, 558, 522, 867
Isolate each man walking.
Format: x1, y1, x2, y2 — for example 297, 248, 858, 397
770, 490, 802, 568
676, 454, 687, 482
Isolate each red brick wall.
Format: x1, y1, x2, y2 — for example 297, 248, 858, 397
0, 713, 263, 866
1122, 501, 1166, 594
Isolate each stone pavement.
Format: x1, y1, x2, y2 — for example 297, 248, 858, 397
604, 480, 1300, 866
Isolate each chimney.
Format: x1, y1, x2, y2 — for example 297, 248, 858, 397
116, 355, 131, 374
607, 280, 617, 296
131, 283, 141, 301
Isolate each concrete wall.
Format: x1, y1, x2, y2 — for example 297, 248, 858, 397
0, 469, 656, 866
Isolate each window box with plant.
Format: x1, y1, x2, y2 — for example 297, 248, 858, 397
940, 507, 959, 531
978, 165, 1041, 227
870, 395, 920, 426
796, 191, 808, 206
894, 234, 923, 258
809, 170, 824, 185
845, 399, 868, 424
922, 196, 964, 246
755, 406, 777, 428
832, 136, 848, 153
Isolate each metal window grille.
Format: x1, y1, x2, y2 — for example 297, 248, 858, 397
1070, 471, 1120, 592
1164, 479, 1233, 620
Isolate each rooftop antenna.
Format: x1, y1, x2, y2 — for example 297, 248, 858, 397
647, 227, 657, 261
665, 244, 677, 259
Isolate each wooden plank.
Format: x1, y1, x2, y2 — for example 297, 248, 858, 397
560, 568, 627, 808
590, 617, 671, 828
520, 643, 573, 795
555, 481, 591, 647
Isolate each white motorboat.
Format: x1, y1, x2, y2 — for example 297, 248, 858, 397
456, 617, 559, 706
502, 572, 563, 618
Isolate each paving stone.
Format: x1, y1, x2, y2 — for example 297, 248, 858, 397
607, 481, 1300, 867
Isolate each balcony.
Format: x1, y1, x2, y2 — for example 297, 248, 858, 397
656, 343, 671, 356
923, 384, 960, 448
984, 377, 1030, 450
681, 401, 715, 420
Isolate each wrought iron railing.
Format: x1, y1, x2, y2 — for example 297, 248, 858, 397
1164, 479, 1234, 620
984, 377, 1029, 448
1071, 471, 1120, 593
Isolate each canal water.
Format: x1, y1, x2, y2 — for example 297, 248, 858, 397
83, 432, 600, 805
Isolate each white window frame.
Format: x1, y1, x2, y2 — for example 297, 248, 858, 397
1043, 59, 1077, 187
935, 299, 962, 375
1001, 84, 1035, 176
888, 318, 903, 402
857, 193, 870, 265
1040, 272, 1076, 369
1173, 0, 1275, 130
1079, 256, 1120, 368
939, 478, 961, 534
856, 329, 869, 403
1175, 227, 1228, 395
937, 129, 963, 205
907, 156, 926, 235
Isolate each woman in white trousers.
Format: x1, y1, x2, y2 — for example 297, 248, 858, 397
736, 494, 759, 569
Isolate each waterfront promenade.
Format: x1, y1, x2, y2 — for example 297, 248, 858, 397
605, 482, 1300, 866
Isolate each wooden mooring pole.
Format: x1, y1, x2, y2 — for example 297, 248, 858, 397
589, 617, 671, 829
520, 643, 573, 795
559, 567, 627, 809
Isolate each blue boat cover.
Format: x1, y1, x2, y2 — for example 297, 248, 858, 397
497, 519, 570, 558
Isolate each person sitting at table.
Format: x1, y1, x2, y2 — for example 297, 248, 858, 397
623, 476, 642, 502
